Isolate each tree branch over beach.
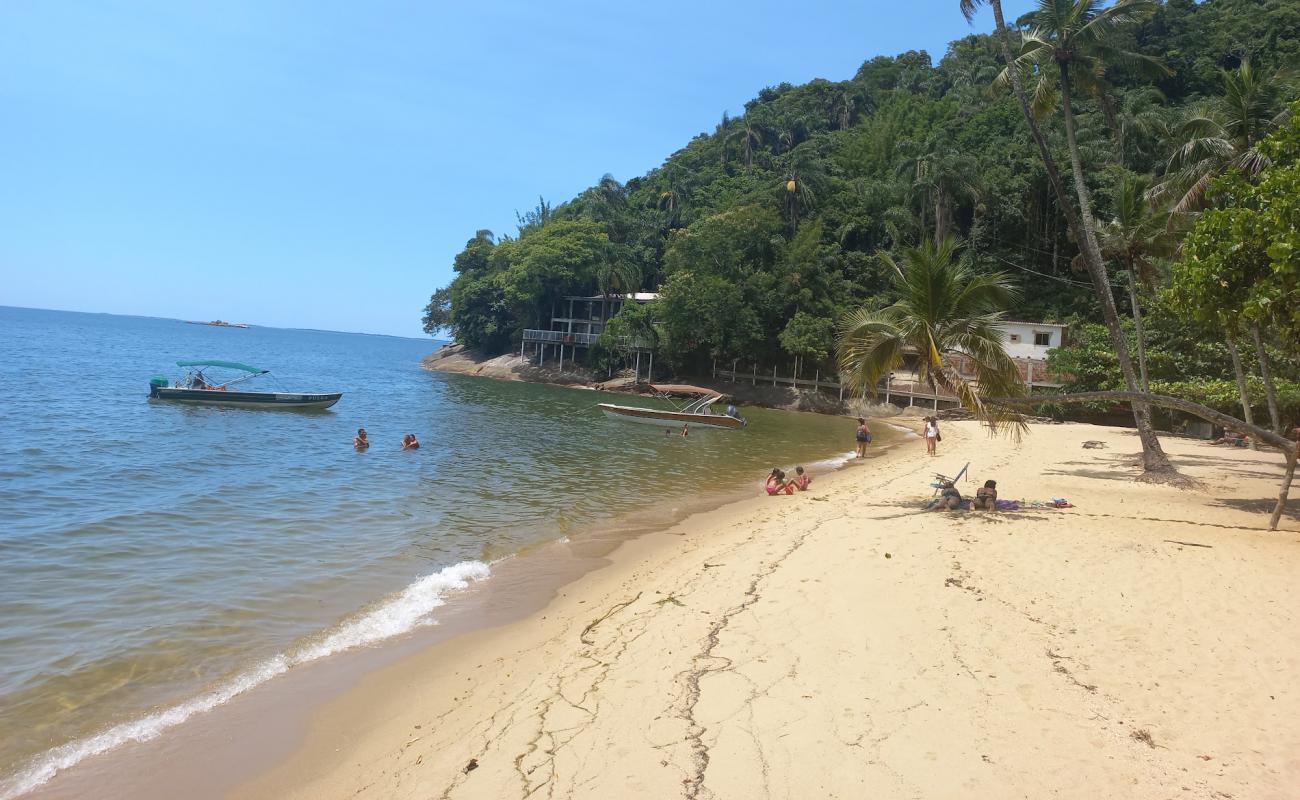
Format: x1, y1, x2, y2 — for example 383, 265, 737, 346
986, 390, 1298, 529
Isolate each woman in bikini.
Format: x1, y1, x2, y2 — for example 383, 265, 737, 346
973, 479, 997, 511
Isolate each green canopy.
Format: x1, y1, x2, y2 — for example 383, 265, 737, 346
176, 359, 267, 374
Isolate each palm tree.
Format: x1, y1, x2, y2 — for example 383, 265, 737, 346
594, 249, 641, 323
730, 116, 767, 170
780, 151, 827, 235
838, 237, 1027, 426
1157, 60, 1297, 214
897, 141, 982, 241
970, 0, 1176, 476
1096, 173, 1175, 391
717, 111, 732, 167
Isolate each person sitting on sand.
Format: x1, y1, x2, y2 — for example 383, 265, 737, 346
765, 468, 794, 496
354, 428, 369, 450
791, 466, 812, 491
933, 480, 962, 511
855, 418, 872, 458
1212, 433, 1248, 447
973, 480, 997, 511
401, 433, 420, 450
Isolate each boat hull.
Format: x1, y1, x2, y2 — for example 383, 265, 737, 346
150, 386, 342, 410
597, 403, 745, 430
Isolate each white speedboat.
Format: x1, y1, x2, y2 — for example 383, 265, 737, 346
597, 384, 746, 430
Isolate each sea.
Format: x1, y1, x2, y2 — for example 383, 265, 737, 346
0, 306, 870, 797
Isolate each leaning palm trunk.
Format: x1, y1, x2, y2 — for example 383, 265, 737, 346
987, 390, 1297, 530
1250, 324, 1283, 434
1057, 65, 1171, 473
1225, 330, 1260, 451
979, 0, 1171, 475
1126, 267, 1149, 391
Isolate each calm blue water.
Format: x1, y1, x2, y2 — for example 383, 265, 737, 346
0, 306, 861, 797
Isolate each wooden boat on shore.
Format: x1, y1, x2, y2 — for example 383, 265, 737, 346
598, 383, 746, 430
149, 360, 342, 410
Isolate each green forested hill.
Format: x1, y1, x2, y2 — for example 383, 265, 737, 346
424, 0, 1299, 380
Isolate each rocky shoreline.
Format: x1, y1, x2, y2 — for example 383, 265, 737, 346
421, 342, 907, 417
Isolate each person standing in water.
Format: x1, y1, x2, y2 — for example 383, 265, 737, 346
855, 417, 872, 458
354, 428, 369, 450
681, 423, 690, 437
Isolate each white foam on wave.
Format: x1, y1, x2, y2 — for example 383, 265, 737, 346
887, 422, 920, 439
0, 560, 491, 800
807, 450, 857, 471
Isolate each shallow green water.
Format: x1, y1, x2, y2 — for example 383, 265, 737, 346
0, 306, 882, 797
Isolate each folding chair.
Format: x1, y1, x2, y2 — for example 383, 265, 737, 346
931, 461, 970, 496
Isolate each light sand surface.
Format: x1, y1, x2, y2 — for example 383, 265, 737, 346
235, 421, 1300, 800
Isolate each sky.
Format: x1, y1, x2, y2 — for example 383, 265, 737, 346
0, 0, 1033, 338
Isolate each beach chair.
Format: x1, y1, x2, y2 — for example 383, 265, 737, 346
931, 462, 970, 496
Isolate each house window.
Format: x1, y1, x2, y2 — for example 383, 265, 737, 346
1008, 333, 1021, 343
1034, 332, 1052, 346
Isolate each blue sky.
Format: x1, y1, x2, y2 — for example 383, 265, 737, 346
0, 0, 1031, 338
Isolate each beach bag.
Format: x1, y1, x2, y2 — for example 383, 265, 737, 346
856, 430, 870, 442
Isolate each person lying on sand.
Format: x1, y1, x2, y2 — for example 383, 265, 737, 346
401, 433, 420, 450
765, 468, 794, 496
791, 466, 812, 491
1211, 434, 1249, 447
934, 480, 962, 510
972, 479, 997, 511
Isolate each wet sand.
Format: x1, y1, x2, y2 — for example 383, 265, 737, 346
230, 420, 1300, 800
20, 424, 913, 799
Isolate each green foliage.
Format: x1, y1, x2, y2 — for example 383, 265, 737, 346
838, 237, 1026, 427
1171, 100, 1300, 339
421, 286, 452, 336
426, 0, 1300, 390
779, 312, 836, 364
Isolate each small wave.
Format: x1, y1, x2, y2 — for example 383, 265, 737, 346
807, 450, 857, 471
0, 560, 491, 800
886, 423, 920, 439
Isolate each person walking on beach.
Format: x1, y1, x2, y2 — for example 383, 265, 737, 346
855, 417, 872, 458
924, 416, 939, 456
354, 428, 369, 450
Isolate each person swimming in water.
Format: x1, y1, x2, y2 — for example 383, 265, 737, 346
354, 428, 369, 450
401, 433, 420, 450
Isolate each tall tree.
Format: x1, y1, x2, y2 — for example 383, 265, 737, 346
1096, 173, 1175, 390
1158, 60, 1298, 213
971, 0, 1176, 476
838, 237, 1027, 425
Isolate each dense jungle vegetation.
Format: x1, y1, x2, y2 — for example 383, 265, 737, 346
424, 0, 1300, 420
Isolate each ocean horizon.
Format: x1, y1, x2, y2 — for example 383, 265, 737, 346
0, 305, 863, 797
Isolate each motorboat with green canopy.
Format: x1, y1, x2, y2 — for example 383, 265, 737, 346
149, 360, 342, 410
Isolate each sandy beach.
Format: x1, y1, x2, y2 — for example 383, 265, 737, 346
234, 420, 1300, 800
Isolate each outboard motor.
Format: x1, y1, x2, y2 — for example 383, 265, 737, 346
149, 376, 169, 398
